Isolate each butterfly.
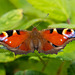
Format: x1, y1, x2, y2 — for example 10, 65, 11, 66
0, 27, 75, 54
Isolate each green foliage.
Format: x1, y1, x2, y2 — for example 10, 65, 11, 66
0, 9, 23, 32
0, 0, 75, 75
0, 0, 15, 16
49, 24, 75, 29
68, 61, 75, 75
0, 49, 15, 62
69, 0, 75, 24
15, 70, 46, 75
0, 64, 6, 75
27, 0, 70, 22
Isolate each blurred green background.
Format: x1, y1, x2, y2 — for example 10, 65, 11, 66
0, 0, 75, 75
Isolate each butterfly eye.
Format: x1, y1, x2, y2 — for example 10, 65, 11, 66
62, 29, 74, 37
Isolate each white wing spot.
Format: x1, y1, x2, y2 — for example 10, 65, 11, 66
9, 41, 11, 43
13, 30, 16, 34
2, 32, 8, 37
63, 36, 67, 39
60, 39, 62, 41
5, 39, 8, 42
54, 28, 57, 32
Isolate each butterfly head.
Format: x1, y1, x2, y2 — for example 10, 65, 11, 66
32, 27, 38, 31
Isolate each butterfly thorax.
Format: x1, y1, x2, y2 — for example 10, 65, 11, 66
29, 27, 42, 50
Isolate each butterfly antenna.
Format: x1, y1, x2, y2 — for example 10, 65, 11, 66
34, 13, 49, 28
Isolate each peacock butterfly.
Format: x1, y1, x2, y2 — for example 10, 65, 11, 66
0, 27, 75, 54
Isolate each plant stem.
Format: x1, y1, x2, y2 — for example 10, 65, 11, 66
56, 61, 65, 75
34, 52, 48, 72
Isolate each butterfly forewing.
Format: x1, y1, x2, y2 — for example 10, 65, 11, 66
40, 28, 75, 53
0, 30, 33, 54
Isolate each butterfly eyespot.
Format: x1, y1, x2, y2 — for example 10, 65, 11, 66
0, 33, 4, 37
2, 32, 8, 37
62, 29, 74, 37
0, 32, 8, 41
67, 29, 71, 32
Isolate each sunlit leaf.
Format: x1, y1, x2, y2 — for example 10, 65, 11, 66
0, 0, 16, 16
50, 41, 75, 60
49, 24, 75, 29
9, 0, 47, 18
16, 18, 54, 30
0, 9, 23, 32
27, 0, 70, 22
0, 49, 15, 62
69, 0, 75, 24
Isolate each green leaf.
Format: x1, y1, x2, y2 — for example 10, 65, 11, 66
15, 70, 46, 75
0, 0, 16, 16
6, 56, 71, 75
27, 0, 70, 22
15, 18, 54, 30
49, 24, 75, 29
9, 0, 47, 18
68, 61, 75, 75
0, 9, 23, 32
0, 64, 6, 75
69, 0, 75, 24
5, 56, 43, 75
50, 41, 75, 60
44, 59, 71, 75
0, 49, 15, 62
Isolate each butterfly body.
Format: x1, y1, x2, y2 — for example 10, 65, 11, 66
0, 27, 75, 54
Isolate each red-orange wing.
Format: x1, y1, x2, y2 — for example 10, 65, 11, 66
0, 30, 31, 54
40, 28, 75, 54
